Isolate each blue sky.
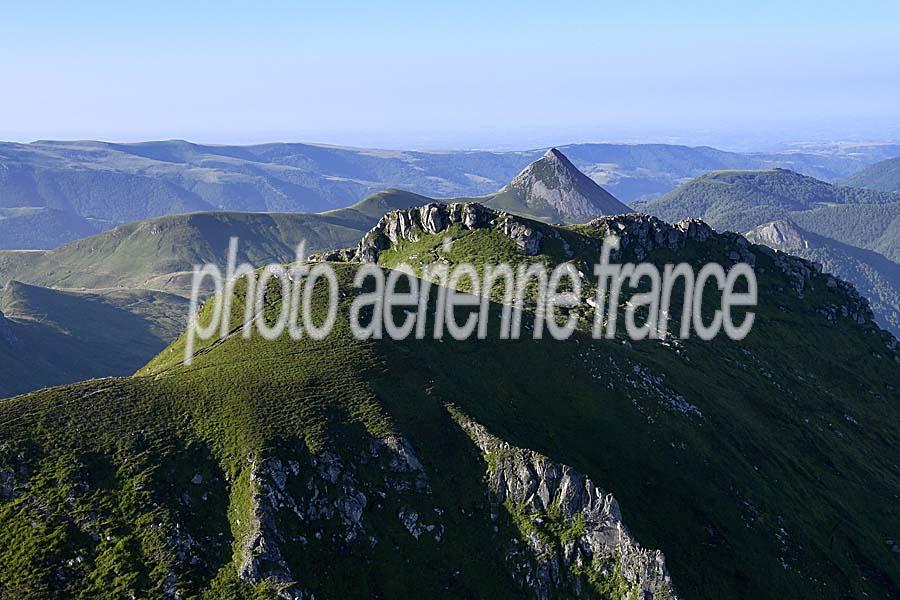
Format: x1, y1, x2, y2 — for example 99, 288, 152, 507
2, 1, 899, 149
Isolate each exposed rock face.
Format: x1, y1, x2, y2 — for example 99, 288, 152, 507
581, 213, 760, 271
741, 227, 874, 324
232, 408, 683, 599
491, 148, 630, 223
745, 220, 807, 250
453, 410, 680, 600
238, 457, 309, 598
237, 436, 432, 598
500, 219, 543, 255
334, 202, 544, 263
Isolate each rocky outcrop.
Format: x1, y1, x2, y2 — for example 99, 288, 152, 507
235, 413, 680, 599
746, 234, 874, 324
452, 409, 679, 600
323, 202, 544, 264
237, 436, 433, 598
584, 213, 737, 261
238, 457, 310, 599
745, 220, 807, 250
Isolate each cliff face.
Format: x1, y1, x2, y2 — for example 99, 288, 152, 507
453, 409, 679, 600
317, 202, 545, 263
230, 411, 677, 599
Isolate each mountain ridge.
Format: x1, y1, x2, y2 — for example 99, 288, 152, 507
2, 205, 898, 598
3, 139, 898, 249
637, 168, 900, 234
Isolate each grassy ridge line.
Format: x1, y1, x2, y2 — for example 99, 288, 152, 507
2, 220, 899, 597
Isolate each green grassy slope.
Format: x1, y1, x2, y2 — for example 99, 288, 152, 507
0, 190, 432, 294
1, 212, 898, 599
638, 169, 900, 233
0, 211, 384, 295
0, 191, 436, 397
320, 189, 434, 229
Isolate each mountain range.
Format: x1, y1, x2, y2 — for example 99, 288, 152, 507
1, 140, 900, 599
4, 149, 900, 396
1, 202, 898, 598
3, 139, 899, 250
0, 150, 628, 396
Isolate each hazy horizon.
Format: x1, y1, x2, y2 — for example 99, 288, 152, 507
3, 1, 900, 151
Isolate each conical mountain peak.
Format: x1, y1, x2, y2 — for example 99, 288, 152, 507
543, 147, 567, 161
485, 148, 630, 223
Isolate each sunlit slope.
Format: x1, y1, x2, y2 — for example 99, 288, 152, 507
1, 213, 899, 599
638, 168, 900, 233
0, 190, 428, 294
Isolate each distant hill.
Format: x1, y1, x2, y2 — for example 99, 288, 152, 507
0, 151, 627, 294
2, 139, 897, 249
745, 220, 900, 335
0, 280, 187, 397
637, 168, 900, 233
636, 171, 900, 265
845, 156, 900, 192
636, 171, 900, 326
790, 202, 900, 264
483, 148, 629, 223
0, 189, 424, 393
0, 192, 425, 294
320, 188, 434, 229
0, 207, 102, 249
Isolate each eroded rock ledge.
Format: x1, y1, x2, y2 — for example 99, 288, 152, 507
451, 408, 680, 600
317, 202, 545, 263
237, 436, 431, 599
